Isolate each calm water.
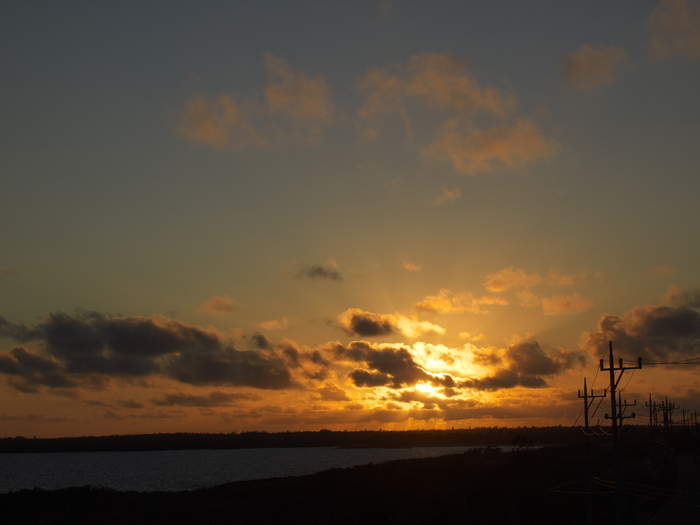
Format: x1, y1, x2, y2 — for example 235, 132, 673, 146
0, 446, 487, 493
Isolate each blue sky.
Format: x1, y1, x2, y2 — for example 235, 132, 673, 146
1, 1, 699, 437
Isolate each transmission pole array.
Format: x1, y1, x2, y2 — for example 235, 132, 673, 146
599, 341, 642, 449
578, 377, 606, 431
599, 341, 642, 525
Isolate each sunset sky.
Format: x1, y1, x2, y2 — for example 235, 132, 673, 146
2, 1, 700, 438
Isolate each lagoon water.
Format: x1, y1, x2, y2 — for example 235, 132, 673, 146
0, 446, 483, 493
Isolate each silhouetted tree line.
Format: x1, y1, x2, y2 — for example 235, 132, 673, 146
0, 426, 585, 453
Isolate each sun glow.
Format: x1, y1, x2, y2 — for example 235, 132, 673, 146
414, 382, 436, 394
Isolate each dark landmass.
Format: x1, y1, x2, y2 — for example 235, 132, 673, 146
1, 427, 698, 524
1, 439, 696, 525
0, 426, 582, 453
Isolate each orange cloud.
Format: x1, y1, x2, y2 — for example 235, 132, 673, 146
338, 308, 445, 338
401, 260, 423, 272
264, 53, 333, 143
357, 53, 514, 122
179, 55, 333, 148
484, 267, 542, 293
424, 118, 556, 174
414, 289, 508, 314
356, 53, 556, 174
541, 293, 592, 315
178, 93, 264, 149
196, 295, 238, 314
259, 317, 291, 330
516, 290, 540, 308
562, 44, 632, 92
433, 186, 462, 204
650, 0, 700, 61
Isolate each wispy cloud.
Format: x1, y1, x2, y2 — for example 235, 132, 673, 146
516, 289, 541, 308
424, 118, 556, 175
356, 53, 556, 174
259, 317, 291, 330
541, 293, 593, 316
650, 0, 700, 61
484, 267, 542, 292
294, 261, 343, 281
400, 259, 423, 272
433, 186, 462, 204
179, 54, 333, 148
414, 289, 508, 314
652, 263, 676, 277
562, 44, 632, 92
196, 295, 238, 315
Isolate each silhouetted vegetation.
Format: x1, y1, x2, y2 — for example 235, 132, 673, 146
0, 425, 584, 453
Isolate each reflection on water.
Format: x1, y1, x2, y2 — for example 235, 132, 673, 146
0, 446, 498, 493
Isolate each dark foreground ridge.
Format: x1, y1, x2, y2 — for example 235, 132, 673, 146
1, 441, 697, 525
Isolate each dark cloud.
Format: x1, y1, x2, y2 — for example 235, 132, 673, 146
295, 264, 342, 281
505, 341, 584, 375
0, 347, 77, 391
464, 341, 584, 391
338, 309, 395, 336
249, 332, 272, 350
0, 311, 297, 392
336, 341, 439, 388
0, 317, 41, 342
164, 346, 294, 389
337, 308, 444, 338
462, 369, 547, 390
396, 390, 441, 409
580, 302, 700, 362
348, 368, 392, 387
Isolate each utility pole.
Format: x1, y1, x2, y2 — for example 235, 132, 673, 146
681, 407, 689, 428
645, 395, 661, 428
614, 391, 637, 427
600, 342, 642, 449
578, 377, 606, 525
578, 377, 606, 431
599, 341, 642, 525
662, 397, 676, 436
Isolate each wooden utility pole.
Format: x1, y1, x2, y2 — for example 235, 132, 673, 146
614, 391, 637, 427
645, 395, 660, 428
600, 342, 642, 449
578, 378, 606, 525
578, 377, 606, 431
599, 341, 642, 525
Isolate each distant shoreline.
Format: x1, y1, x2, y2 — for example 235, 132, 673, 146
0, 426, 576, 453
